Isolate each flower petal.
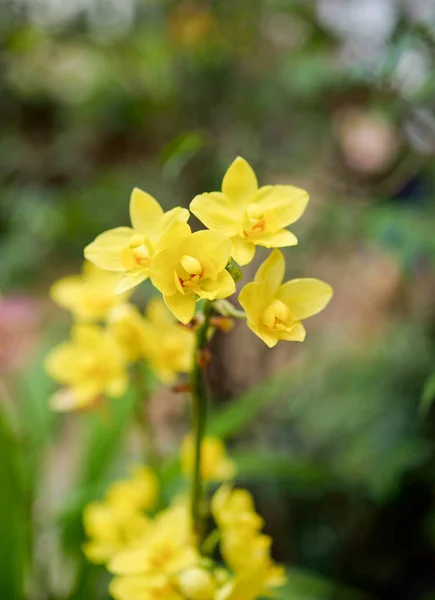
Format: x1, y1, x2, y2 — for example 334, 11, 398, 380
238, 281, 270, 324
254, 184, 309, 228
247, 322, 278, 348
158, 206, 190, 233
146, 296, 174, 326
150, 249, 180, 295
254, 228, 298, 248
84, 228, 134, 271
115, 271, 148, 295
278, 278, 333, 321
199, 269, 236, 300
183, 230, 231, 273
276, 322, 306, 342
190, 192, 240, 236
254, 249, 285, 295
129, 188, 163, 234
156, 220, 191, 252
50, 276, 81, 312
164, 292, 196, 324
222, 156, 258, 206
230, 237, 255, 266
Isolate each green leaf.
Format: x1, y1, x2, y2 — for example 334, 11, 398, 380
234, 452, 338, 494
420, 372, 435, 417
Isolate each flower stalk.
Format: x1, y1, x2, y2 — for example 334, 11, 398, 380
190, 300, 213, 550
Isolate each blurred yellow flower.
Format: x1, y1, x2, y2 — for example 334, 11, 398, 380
141, 297, 195, 383
44, 324, 128, 411
238, 249, 333, 347
50, 261, 129, 321
84, 188, 189, 294
107, 303, 148, 362
181, 435, 236, 482
177, 566, 217, 600
216, 568, 279, 600
83, 466, 158, 565
150, 221, 235, 323
107, 466, 159, 513
212, 485, 285, 597
109, 499, 198, 600
190, 156, 309, 265
110, 575, 183, 600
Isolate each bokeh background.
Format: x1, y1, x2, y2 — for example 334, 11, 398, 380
2, 0, 435, 599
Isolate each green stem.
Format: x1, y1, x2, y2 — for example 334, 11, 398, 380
134, 363, 158, 468
190, 300, 213, 550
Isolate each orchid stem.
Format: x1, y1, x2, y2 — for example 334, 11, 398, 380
134, 363, 158, 468
190, 300, 213, 550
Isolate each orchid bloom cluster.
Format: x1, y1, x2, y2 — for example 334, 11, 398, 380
44, 156, 333, 600
83, 436, 284, 600
83, 156, 333, 344
45, 261, 195, 411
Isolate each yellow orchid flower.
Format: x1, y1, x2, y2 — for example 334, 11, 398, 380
109, 500, 198, 600
110, 574, 183, 600
106, 466, 159, 513
44, 324, 128, 411
107, 303, 149, 362
50, 261, 129, 321
238, 249, 333, 347
177, 567, 217, 600
181, 435, 236, 482
190, 156, 309, 266
84, 188, 189, 294
212, 485, 286, 597
216, 568, 282, 600
83, 466, 158, 565
141, 297, 195, 383
150, 221, 235, 324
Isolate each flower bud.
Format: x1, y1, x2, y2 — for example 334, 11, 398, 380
177, 567, 216, 600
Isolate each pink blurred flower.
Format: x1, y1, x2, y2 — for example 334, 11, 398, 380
0, 295, 41, 372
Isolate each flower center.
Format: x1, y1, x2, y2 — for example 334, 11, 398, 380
262, 299, 292, 330
121, 235, 153, 270
180, 255, 202, 275
176, 255, 204, 293
243, 205, 278, 239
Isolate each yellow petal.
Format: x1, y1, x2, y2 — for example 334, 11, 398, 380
183, 230, 231, 273
278, 278, 333, 321
106, 376, 128, 397
114, 271, 148, 295
247, 322, 278, 348
200, 269, 236, 300
49, 276, 81, 312
159, 206, 190, 233
164, 292, 196, 324
190, 192, 240, 236
222, 157, 258, 206
230, 237, 255, 266
44, 343, 77, 383
254, 228, 298, 248
150, 249, 180, 295
254, 184, 309, 228
254, 249, 285, 294
238, 281, 270, 324
146, 296, 174, 326
129, 188, 163, 234
156, 220, 191, 252
84, 227, 134, 271
276, 321, 306, 342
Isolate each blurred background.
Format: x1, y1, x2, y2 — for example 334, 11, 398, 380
2, 0, 435, 598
